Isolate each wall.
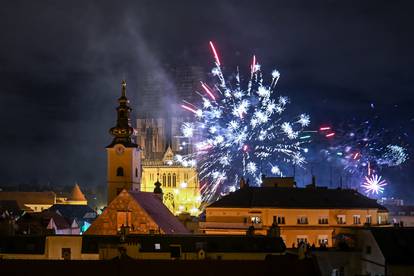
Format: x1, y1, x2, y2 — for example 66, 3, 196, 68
204, 207, 389, 247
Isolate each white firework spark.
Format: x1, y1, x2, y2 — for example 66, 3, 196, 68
180, 42, 310, 203
361, 174, 387, 195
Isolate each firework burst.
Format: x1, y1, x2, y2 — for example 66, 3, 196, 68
179, 42, 310, 203
321, 120, 408, 178
361, 174, 387, 195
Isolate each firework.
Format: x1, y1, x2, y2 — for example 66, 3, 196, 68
320, 120, 408, 178
361, 174, 387, 195
179, 42, 310, 203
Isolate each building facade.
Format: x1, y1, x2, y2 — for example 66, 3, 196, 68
136, 117, 200, 215
201, 180, 390, 248
140, 147, 200, 215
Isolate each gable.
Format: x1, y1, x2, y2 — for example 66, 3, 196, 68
85, 190, 162, 235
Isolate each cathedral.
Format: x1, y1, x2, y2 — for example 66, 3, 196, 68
136, 118, 201, 216
106, 80, 200, 214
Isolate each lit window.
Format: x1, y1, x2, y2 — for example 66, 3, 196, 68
251, 216, 262, 224
297, 236, 308, 245
318, 235, 328, 246
155, 243, 161, 250
353, 215, 361, 225
162, 174, 166, 187
366, 215, 372, 224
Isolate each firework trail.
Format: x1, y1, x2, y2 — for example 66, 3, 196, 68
319, 119, 408, 195
179, 42, 311, 203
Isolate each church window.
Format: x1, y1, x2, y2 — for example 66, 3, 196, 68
168, 173, 171, 187
172, 174, 177, 187
116, 167, 124, 176
162, 174, 166, 187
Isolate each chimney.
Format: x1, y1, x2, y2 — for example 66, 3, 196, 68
239, 177, 246, 189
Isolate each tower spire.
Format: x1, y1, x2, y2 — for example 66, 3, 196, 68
107, 80, 137, 148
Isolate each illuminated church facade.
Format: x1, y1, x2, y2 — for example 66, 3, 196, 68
136, 118, 201, 215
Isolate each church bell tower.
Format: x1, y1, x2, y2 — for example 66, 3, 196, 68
106, 80, 141, 204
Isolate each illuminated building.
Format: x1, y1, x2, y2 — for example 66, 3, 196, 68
140, 146, 201, 216
201, 177, 390, 247
136, 117, 201, 215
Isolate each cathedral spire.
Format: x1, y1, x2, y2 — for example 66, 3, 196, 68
107, 80, 138, 148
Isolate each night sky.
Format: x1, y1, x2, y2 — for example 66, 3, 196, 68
0, 1, 413, 201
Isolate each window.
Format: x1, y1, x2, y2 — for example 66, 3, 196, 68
378, 215, 382, 224
116, 167, 124, 176
318, 235, 328, 246
172, 174, 177, 187
297, 236, 308, 244
61, 248, 71, 260
398, 211, 406, 216
366, 215, 372, 224
337, 215, 346, 224
116, 211, 132, 231
168, 173, 171, 187
297, 216, 308, 224
170, 245, 181, 258
251, 216, 262, 224
154, 243, 161, 250
273, 216, 285, 224
318, 217, 329, 224
135, 168, 138, 177
162, 174, 166, 187
353, 215, 361, 225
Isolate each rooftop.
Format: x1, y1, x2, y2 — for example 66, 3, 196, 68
371, 227, 414, 265
208, 186, 387, 210
129, 192, 189, 234
0, 192, 56, 209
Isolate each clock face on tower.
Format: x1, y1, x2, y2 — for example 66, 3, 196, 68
115, 145, 125, 155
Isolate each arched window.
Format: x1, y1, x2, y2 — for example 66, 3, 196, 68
167, 173, 171, 187
116, 167, 124, 176
172, 173, 177, 187
135, 168, 138, 177
162, 174, 166, 187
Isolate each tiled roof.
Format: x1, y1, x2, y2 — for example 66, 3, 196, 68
48, 204, 96, 221
0, 192, 56, 209
208, 187, 386, 210
371, 228, 414, 265
69, 184, 87, 201
129, 192, 189, 234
